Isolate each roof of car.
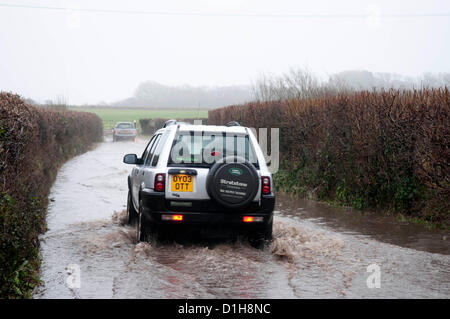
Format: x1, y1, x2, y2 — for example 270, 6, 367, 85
176, 123, 248, 134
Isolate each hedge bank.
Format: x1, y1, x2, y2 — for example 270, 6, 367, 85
0, 93, 103, 298
208, 89, 449, 227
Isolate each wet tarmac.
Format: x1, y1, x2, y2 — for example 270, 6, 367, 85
34, 138, 450, 298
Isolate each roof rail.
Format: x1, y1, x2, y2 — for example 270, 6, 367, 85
226, 121, 240, 127
163, 119, 177, 128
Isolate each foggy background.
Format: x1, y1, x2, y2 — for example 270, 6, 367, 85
0, 0, 449, 107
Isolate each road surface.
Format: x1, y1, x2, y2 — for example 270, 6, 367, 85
34, 138, 450, 298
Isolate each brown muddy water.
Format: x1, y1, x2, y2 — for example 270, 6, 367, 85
34, 138, 450, 298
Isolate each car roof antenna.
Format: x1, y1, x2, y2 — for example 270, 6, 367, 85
226, 121, 240, 127
163, 119, 177, 128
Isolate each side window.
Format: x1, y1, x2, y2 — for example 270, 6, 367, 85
141, 135, 157, 164
144, 134, 161, 166
151, 133, 168, 167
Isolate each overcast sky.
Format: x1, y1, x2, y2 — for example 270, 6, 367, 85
0, 0, 449, 104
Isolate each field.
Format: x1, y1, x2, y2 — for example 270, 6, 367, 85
72, 107, 208, 130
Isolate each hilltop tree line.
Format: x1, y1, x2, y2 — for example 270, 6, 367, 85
112, 80, 252, 109
27, 69, 449, 108
103, 70, 450, 107
252, 69, 450, 102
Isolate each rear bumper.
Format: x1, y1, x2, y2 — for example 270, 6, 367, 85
114, 134, 136, 137
140, 188, 274, 236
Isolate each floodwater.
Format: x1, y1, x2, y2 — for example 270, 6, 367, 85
34, 138, 450, 298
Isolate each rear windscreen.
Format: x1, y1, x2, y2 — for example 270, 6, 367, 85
168, 131, 258, 167
116, 123, 134, 129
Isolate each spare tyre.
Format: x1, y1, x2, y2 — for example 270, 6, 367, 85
206, 156, 259, 209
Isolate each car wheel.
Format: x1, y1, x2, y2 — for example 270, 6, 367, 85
136, 200, 145, 242
126, 190, 138, 225
136, 211, 142, 243
263, 219, 273, 240
249, 220, 273, 248
137, 199, 154, 243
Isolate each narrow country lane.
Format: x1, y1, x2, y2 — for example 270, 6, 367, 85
34, 139, 450, 299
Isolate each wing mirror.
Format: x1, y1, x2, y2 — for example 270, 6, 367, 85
123, 153, 139, 164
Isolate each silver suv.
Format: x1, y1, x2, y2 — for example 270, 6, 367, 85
123, 120, 275, 244
113, 122, 137, 142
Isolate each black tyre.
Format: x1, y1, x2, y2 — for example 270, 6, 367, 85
206, 156, 259, 209
262, 219, 273, 240
126, 190, 138, 225
136, 199, 157, 243
249, 220, 273, 248
136, 200, 147, 242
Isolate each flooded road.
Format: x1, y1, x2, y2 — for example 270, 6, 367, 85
34, 139, 450, 298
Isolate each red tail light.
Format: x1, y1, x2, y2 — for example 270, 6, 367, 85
154, 173, 165, 192
243, 216, 254, 223
243, 216, 263, 223
161, 214, 183, 221
261, 176, 271, 195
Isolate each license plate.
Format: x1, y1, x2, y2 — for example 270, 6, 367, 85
171, 174, 194, 192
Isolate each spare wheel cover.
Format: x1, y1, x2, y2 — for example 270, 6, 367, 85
207, 157, 259, 208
